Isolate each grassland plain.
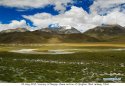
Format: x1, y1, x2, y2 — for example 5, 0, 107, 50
0, 43, 125, 82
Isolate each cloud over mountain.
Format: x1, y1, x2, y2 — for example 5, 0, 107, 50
23, 5, 125, 32
0, 20, 27, 31
0, 0, 125, 32
23, 6, 92, 32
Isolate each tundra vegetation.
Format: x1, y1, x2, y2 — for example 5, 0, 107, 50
0, 43, 125, 82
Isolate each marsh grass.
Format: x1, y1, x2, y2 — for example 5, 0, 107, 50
0, 44, 125, 82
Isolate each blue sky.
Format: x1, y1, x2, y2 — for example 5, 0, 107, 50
0, 0, 93, 24
0, 0, 125, 32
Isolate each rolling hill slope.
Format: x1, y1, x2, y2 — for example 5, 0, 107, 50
0, 30, 100, 44
84, 24, 125, 42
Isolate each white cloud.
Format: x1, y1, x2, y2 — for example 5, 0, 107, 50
23, 5, 125, 32
103, 11, 125, 26
0, 20, 28, 31
23, 6, 92, 32
89, 0, 125, 26
1, 0, 125, 32
94, 0, 125, 7
0, 0, 73, 12
91, 0, 125, 15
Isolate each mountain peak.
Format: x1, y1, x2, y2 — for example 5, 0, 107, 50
39, 25, 81, 34
84, 24, 125, 40
100, 24, 123, 28
60, 25, 72, 29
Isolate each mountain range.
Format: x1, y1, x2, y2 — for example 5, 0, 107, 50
84, 24, 125, 42
39, 26, 81, 34
0, 24, 125, 43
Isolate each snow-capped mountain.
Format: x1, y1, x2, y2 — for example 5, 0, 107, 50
39, 25, 81, 34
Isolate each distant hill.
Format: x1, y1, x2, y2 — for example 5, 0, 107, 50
1, 24, 125, 43
1, 28, 29, 33
84, 24, 125, 42
0, 30, 99, 44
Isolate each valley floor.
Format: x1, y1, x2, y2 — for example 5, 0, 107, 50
0, 43, 125, 82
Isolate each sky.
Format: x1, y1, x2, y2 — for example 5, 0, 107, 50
0, 0, 125, 32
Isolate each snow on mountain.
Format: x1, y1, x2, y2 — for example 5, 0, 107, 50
39, 24, 81, 34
